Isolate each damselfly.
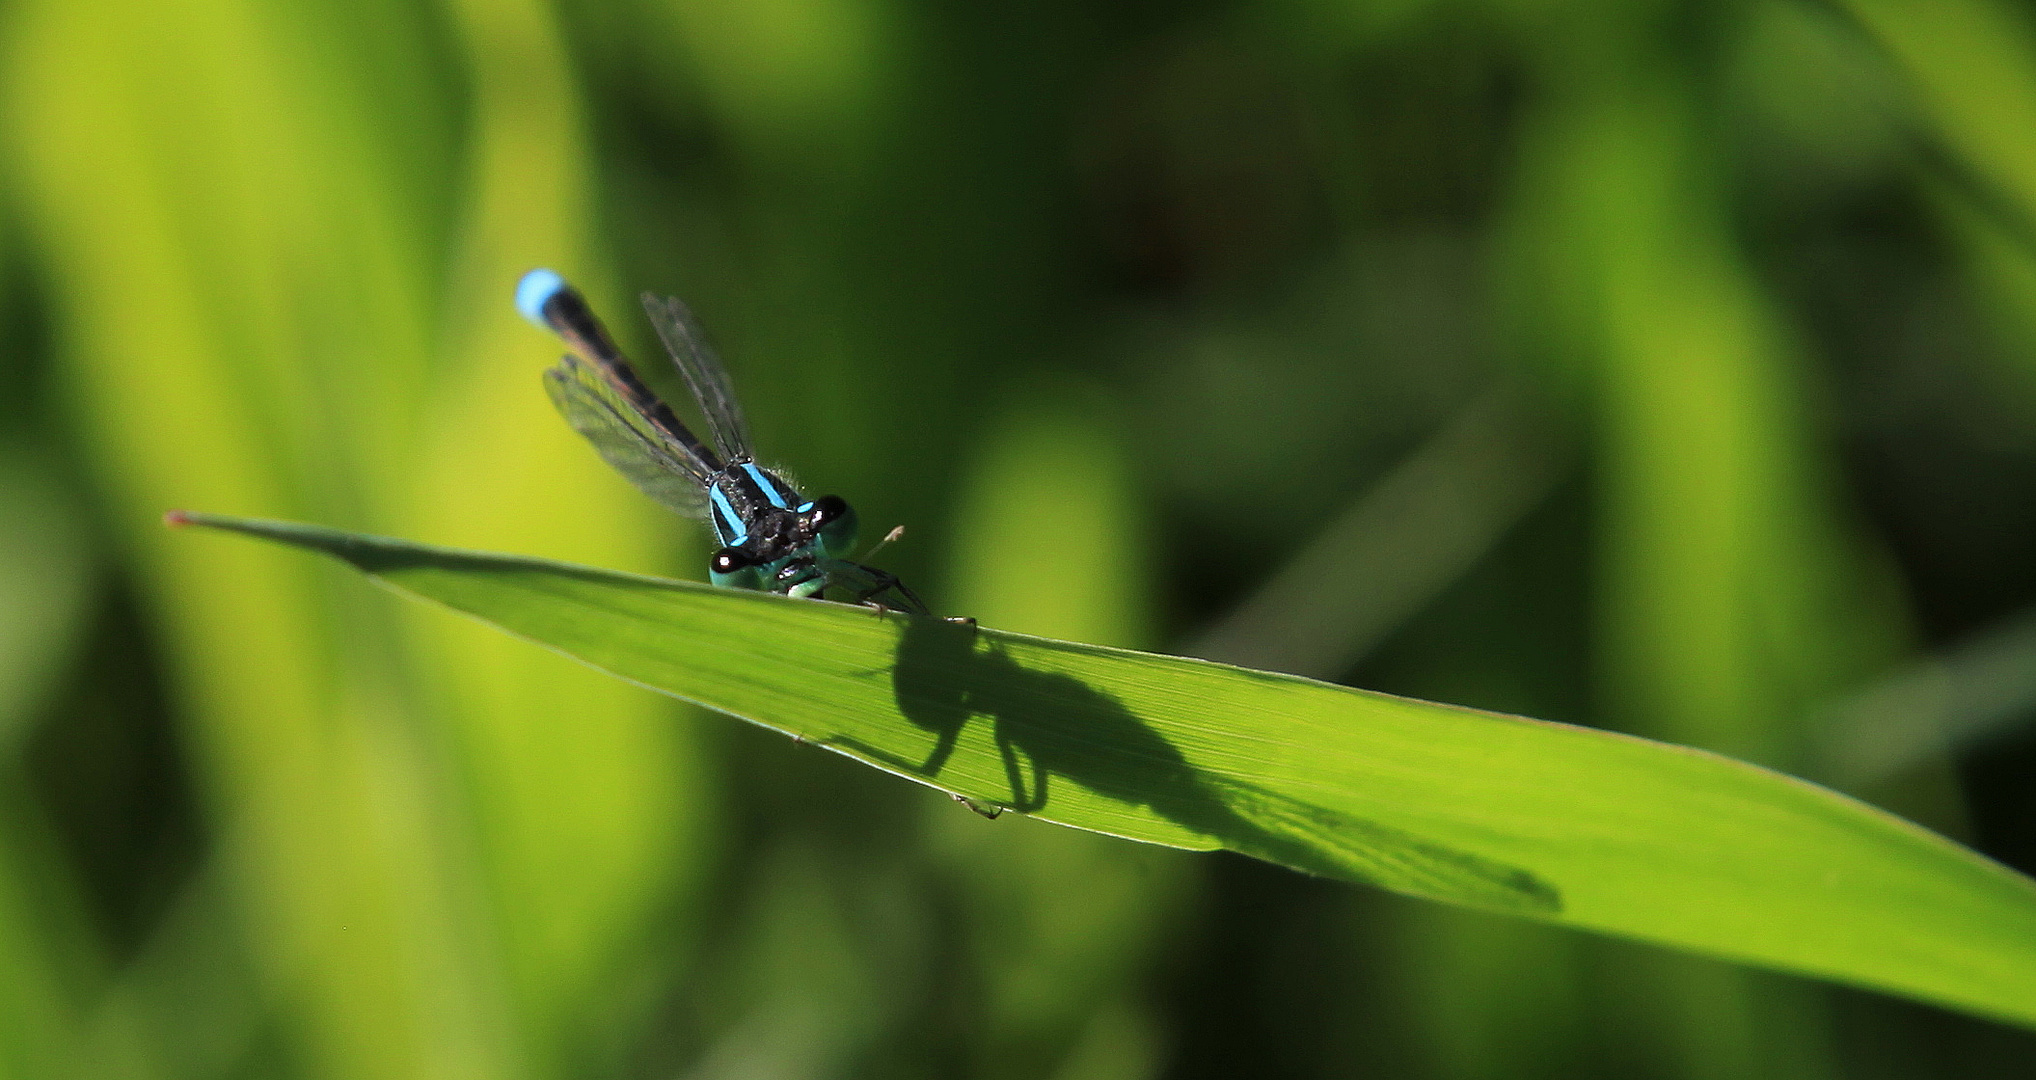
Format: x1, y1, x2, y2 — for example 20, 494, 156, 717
517, 268, 926, 614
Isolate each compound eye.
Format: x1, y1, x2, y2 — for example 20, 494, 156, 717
806, 495, 849, 527
809, 495, 859, 558
710, 547, 755, 575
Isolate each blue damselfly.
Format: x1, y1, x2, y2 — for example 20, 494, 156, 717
517, 269, 925, 614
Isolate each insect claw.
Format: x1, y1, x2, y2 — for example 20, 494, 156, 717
953, 794, 1004, 819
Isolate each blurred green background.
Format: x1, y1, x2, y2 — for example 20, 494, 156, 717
2, 0, 2036, 1076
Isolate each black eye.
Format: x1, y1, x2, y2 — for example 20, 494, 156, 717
711, 547, 755, 575
806, 495, 849, 527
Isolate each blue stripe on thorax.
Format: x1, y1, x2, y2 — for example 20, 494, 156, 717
741, 463, 794, 509
713, 465, 803, 548
708, 485, 746, 546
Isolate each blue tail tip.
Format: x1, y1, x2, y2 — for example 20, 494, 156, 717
515, 268, 568, 328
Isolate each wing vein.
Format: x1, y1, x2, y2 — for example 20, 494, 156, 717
545, 354, 712, 519
643, 293, 754, 463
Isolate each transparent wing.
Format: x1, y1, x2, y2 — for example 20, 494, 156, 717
545, 354, 711, 518
642, 292, 754, 463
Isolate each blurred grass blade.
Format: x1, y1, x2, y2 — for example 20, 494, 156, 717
0, 448, 101, 1079
1186, 387, 1566, 678
0, 445, 94, 754
171, 512, 2036, 1029
1812, 605, 2036, 788
939, 382, 1180, 1073
1516, 51, 1887, 1071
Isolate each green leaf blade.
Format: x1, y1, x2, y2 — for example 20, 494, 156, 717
170, 512, 2036, 1029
